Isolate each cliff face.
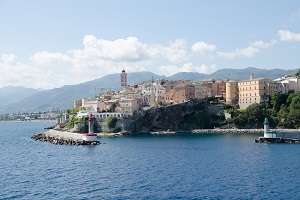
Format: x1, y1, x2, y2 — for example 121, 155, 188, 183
67, 99, 215, 134
123, 100, 212, 134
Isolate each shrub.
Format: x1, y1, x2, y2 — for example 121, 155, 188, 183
67, 116, 86, 129
106, 116, 118, 129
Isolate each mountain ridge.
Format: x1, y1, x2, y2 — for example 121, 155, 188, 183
0, 67, 298, 114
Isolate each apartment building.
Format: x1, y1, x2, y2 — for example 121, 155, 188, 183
119, 98, 138, 115
217, 80, 227, 95
173, 82, 195, 103
238, 74, 284, 109
202, 80, 217, 97
194, 82, 208, 99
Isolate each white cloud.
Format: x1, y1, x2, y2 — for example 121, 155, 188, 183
2, 36, 187, 89
0, 35, 280, 89
0, 53, 48, 88
159, 39, 188, 63
81, 35, 152, 61
1, 53, 18, 65
30, 51, 72, 64
192, 41, 217, 53
159, 63, 216, 75
278, 30, 300, 42
217, 40, 277, 59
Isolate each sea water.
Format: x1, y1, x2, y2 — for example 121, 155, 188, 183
0, 122, 299, 199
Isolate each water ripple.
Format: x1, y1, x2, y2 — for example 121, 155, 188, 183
1, 123, 300, 199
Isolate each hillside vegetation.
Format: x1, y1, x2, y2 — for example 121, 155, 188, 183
225, 92, 300, 129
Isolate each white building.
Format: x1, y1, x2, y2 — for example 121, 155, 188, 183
274, 75, 299, 94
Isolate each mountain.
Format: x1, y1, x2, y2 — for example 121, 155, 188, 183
0, 68, 299, 114
207, 67, 298, 81
0, 86, 42, 106
167, 72, 208, 81
0, 72, 165, 114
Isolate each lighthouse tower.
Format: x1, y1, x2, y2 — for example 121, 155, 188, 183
82, 113, 97, 141
120, 69, 127, 91
263, 117, 277, 138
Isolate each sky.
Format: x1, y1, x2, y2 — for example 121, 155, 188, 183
0, 0, 300, 89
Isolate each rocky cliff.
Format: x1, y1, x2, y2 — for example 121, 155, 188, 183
63, 99, 215, 134
123, 100, 212, 134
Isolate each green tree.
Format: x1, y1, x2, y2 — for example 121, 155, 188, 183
277, 104, 289, 128
286, 109, 300, 128
289, 93, 300, 111
286, 93, 295, 107
270, 92, 288, 112
232, 111, 247, 127
245, 103, 264, 123
106, 116, 118, 129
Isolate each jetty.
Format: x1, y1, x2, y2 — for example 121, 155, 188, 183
31, 130, 100, 145
255, 118, 300, 143
31, 113, 100, 145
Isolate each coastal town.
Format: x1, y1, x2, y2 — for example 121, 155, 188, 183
69, 69, 300, 120
30, 68, 300, 145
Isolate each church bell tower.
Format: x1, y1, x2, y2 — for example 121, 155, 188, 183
120, 69, 127, 90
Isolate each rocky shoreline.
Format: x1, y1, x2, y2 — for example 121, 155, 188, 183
31, 132, 100, 145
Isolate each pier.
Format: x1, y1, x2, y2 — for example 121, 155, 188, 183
31, 130, 100, 145
254, 118, 300, 144
254, 137, 300, 143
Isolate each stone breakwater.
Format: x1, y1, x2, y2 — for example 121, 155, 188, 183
31, 132, 100, 145
151, 129, 264, 134
191, 129, 265, 134
151, 129, 300, 135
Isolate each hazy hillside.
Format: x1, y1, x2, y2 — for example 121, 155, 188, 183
0, 72, 165, 113
0, 68, 299, 114
0, 86, 42, 106
167, 72, 208, 81
207, 67, 298, 81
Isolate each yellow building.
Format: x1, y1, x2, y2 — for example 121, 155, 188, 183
238, 74, 283, 109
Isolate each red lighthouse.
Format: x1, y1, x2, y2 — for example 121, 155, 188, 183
82, 113, 97, 141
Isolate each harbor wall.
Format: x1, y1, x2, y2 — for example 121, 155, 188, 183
31, 130, 100, 145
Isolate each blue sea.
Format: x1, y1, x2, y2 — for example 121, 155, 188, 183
0, 122, 299, 199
